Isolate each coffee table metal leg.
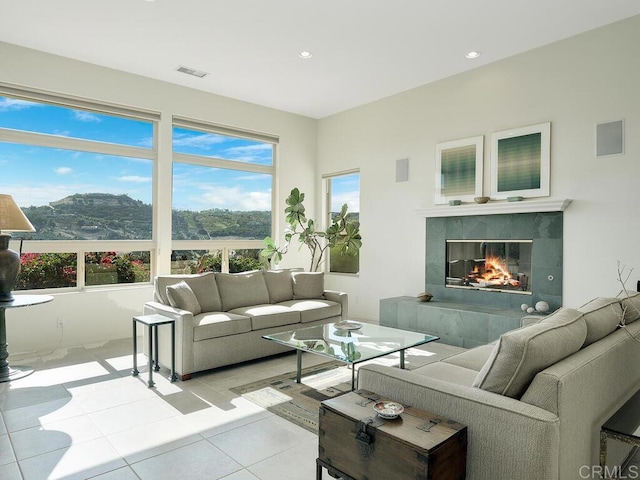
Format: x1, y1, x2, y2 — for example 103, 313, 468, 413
132, 319, 139, 376
147, 325, 155, 387
351, 365, 356, 391
400, 349, 406, 369
296, 350, 302, 383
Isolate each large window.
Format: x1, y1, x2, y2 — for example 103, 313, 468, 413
325, 171, 360, 274
0, 87, 157, 290
0, 87, 279, 292
171, 117, 277, 273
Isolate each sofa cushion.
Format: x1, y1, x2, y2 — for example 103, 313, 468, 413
577, 297, 622, 347
264, 270, 294, 303
279, 299, 342, 323
155, 272, 222, 312
216, 271, 270, 311
473, 308, 586, 398
618, 290, 640, 324
292, 271, 325, 299
193, 312, 251, 341
442, 344, 496, 372
229, 304, 300, 330
413, 362, 479, 387
166, 281, 202, 315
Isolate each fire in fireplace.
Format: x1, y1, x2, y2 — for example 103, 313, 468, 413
445, 240, 533, 295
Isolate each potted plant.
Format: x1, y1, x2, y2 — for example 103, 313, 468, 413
260, 188, 362, 272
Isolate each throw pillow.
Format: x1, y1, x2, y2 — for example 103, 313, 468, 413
155, 272, 222, 312
264, 270, 294, 303
473, 307, 586, 398
618, 290, 640, 324
577, 297, 622, 347
166, 281, 202, 315
216, 271, 270, 311
291, 271, 325, 299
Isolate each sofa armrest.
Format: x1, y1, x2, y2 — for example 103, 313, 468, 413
143, 301, 192, 320
357, 364, 560, 480
323, 290, 348, 319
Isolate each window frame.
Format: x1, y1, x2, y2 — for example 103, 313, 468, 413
0, 84, 160, 292
170, 117, 278, 272
322, 169, 361, 275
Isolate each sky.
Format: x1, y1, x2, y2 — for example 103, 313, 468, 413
0, 96, 359, 213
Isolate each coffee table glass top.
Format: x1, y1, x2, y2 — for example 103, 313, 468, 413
263, 322, 439, 364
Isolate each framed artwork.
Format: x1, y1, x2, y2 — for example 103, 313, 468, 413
490, 122, 551, 199
434, 135, 484, 204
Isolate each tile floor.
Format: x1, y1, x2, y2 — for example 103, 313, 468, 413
0, 338, 332, 480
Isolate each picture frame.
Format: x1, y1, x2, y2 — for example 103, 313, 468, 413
490, 122, 551, 199
434, 135, 484, 205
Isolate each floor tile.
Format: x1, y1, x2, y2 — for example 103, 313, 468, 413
106, 415, 203, 464
71, 377, 157, 413
208, 415, 312, 467
3, 396, 85, 432
0, 462, 22, 480
90, 466, 141, 480
249, 437, 319, 480
0, 413, 6, 435
131, 439, 242, 480
19, 436, 127, 480
10, 414, 104, 460
0, 384, 70, 412
0, 434, 16, 466
88, 396, 177, 436
222, 470, 261, 480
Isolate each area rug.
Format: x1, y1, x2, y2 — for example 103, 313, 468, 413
230, 342, 465, 434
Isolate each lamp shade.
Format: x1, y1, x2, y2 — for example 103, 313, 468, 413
0, 194, 35, 233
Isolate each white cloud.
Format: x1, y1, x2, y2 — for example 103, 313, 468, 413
173, 132, 225, 149
332, 190, 360, 213
185, 186, 271, 211
73, 110, 102, 122
0, 98, 41, 112
119, 175, 151, 183
54, 167, 73, 175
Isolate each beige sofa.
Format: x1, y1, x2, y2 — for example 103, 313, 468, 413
358, 291, 640, 480
143, 269, 348, 379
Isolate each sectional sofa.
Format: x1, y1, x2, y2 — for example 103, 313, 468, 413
358, 291, 640, 480
143, 269, 348, 379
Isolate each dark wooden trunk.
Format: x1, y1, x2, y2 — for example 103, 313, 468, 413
318, 391, 467, 480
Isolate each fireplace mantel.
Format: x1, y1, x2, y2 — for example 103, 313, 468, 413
417, 198, 571, 218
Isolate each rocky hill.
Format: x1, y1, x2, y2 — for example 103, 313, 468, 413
21, 193, 271, 241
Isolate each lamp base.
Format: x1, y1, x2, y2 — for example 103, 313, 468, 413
0, 234, 19, 303
0, 365, 34, 382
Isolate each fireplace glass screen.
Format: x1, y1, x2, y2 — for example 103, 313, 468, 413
445, 240, 533, 295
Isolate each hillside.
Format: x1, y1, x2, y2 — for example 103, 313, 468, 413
21, 193, 271, 241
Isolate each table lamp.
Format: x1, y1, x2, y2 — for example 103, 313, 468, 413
0, 194, 35, 302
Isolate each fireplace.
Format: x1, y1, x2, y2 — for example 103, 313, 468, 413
446, 240, 532, 295
425, 211, 563, 310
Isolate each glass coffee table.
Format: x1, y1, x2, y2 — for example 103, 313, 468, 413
263, 321, 439, 390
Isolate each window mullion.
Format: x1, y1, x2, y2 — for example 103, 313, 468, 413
0, 128, 155, 160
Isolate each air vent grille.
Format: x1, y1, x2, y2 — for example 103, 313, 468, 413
176, 66, 208, 78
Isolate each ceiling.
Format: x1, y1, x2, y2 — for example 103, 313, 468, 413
1, 1, 640, 119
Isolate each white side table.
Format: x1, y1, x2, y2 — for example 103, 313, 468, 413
0, 294, 54, 382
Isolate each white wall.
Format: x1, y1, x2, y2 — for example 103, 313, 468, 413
0, 41, 317, 354
318, 15, 640, 320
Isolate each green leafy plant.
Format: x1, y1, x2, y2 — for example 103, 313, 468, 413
260, 188, 362, 272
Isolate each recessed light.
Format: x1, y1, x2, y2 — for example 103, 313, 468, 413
298, 51, 313, 59
465, 51, 481, 59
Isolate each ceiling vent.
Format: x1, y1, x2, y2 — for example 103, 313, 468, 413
176, 66, 208, 78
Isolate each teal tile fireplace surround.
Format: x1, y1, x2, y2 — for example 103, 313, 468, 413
426, 211, 563, 310
380, 211, 563, 347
